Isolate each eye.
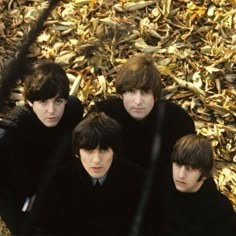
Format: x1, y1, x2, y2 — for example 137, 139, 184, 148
99, 149, 108, 153
126, 89, 136, 94
174, 162, 182, 168
84, 149, 94, 154
55, 98, 65, 104
38, 100, 47, 104
185, 165, 193, 171
141, 89, 152, 95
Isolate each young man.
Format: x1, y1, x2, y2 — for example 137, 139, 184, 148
27, 112, 145, 236
91, 54, 196, 229
161, 134, 236, 236
0, 62, 84, 234
91, 54, 195, 171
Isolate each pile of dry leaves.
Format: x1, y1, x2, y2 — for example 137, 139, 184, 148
0, 0, 235, 234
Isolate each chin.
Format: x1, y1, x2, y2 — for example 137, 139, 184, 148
132, 114, 146, 120
175, 185, 187, 193
44, 122, 59, 127
91, 173, 102, 178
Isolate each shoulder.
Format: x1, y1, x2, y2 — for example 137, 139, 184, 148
0, 105, 33, 129
158, 99, 190, 115
87, 97, 126, 122
211, 190, 236, 232
65, 96, 83, 114
202, 179, 236, 233
216, 191, 235, 215
157, 99, 195, 128
47, 159, 80, 186
203, 179, 235, 215
0, 128, 9, 149
111, 158, 146, 183
0, 128, 7, 139
93, 97, 123, 113
61, 96, 84, 129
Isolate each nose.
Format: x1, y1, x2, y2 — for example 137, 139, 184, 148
133, 91, 142, 104
178, 166, 187, 179
46, 102, 56, 114
92, 151, 101, 164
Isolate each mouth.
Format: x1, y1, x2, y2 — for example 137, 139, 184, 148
132, 108, 144, 112
46, 117, 57, 121
175, 180, 186, 185
91, 167, 102, 172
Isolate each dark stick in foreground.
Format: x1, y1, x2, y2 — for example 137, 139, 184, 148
0, 0, 61, 110
129, 103, 165, 236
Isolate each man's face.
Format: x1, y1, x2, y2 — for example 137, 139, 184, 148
28, 96, 67, 127
172, 162, 206, 193
122, 89, 155, 120
79, 147, 113, 178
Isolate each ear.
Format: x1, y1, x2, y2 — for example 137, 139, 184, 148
27, 100, 33, 107
201, 176, 207, 182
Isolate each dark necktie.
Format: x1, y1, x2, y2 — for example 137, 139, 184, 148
94, 180, 100, 189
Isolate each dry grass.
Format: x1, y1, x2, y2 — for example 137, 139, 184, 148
0, 0, 235, 234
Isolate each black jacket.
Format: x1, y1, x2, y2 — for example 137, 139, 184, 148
0, 96, 83, 233
29, 157, 146, 236
93, 98, 195, 169
161, 178, 236, 236
92, 98, 197, 235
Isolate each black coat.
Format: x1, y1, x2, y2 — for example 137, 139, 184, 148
161, 178, 236, 236
0, 96, 83, 233
92, 98, 196, 235
29, 158, 146, 236
93, 98, 195, 169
